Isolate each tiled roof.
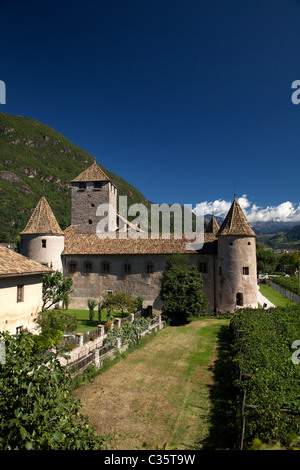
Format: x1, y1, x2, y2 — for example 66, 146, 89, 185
63, 225, 217, 255
71, 162, 111, 183
217, 198, 256, 237
0, 246, 52, 277
205, 216, 220, 235
20, 197, 64, 235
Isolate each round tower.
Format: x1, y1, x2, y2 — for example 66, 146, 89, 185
216, 197, 257, 313
20, 196, 64, 272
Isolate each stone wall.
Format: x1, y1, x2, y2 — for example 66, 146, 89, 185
58, 313, 164, 376
64, 253, 215, 311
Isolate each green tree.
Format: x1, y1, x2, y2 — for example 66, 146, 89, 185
160, 253, 208, 324
102, 291, 139, 318
0, 331, 105, 450
42, 270, 73, 310
256, 246, 278, 274
277, 253, 298, 274
97, 301, 103, 323
32, 309, 78, 353
87, 298, 97, 321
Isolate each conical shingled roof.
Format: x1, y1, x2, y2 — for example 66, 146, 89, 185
20, 196, 64, 235
205, 216, 220, 235
217, 198, 256, 237
71, 161, 110, 183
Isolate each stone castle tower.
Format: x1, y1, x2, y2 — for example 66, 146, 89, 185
20, 196, 64, 272
70, 162, 117, 234
216, 197, 257, 312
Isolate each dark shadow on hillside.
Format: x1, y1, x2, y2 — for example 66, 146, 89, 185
199, 324, 240, 450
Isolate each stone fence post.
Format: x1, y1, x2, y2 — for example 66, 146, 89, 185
97, 324, 105, 337
94, 349, 100, 369
114, 318, 121, 328
76, 332, 83, 347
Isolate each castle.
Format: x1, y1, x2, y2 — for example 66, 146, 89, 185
20, 161, 258, 313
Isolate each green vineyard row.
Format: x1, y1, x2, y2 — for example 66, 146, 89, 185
231, 306, 300, 449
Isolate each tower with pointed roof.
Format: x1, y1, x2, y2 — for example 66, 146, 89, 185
70, 161, 117, 234
20, 196, 64, 271
216, 197, 257, 312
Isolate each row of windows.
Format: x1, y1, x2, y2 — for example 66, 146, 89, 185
68, 262, 155, 275
67, 262, 251, 276
78, 182, 116, 193
79, 181, 103, 190
67, 262, 211, 275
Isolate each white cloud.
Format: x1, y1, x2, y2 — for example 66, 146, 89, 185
194, 194, 300, 223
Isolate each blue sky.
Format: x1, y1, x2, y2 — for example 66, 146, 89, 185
1, 0, 300, 222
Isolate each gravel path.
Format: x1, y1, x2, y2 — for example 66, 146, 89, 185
257, 285, 275, 308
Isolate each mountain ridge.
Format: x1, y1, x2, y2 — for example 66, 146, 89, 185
0, 112, 151, 242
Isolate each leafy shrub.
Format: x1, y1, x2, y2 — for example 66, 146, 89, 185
104, 321, 112, 332
32, 309, 78, 353
0, 331, 106, 450
103, 318, 151, 349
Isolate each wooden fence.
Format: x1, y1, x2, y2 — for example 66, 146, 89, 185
269, 281, 300, 305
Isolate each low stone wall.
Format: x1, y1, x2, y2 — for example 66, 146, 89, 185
58, 313, 163, 376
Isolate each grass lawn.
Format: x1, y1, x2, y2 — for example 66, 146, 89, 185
259, 284, 296, 307
66, 309, 129, 333
73, 318, 231, 450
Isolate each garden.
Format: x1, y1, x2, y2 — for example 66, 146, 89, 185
65, 291, 144, 334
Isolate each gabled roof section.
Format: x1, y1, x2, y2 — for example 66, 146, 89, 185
0, 246, 52, 277
20, 197, 64, 236
71, 161, 111, 183
217, 198, 256, 237
205, 216, 220, 235
63, 225, 218, 255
